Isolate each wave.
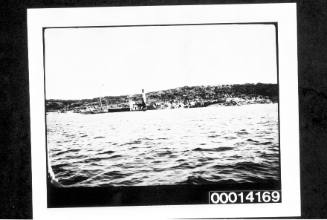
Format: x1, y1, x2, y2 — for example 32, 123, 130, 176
121, 140, 142, 145
178, 176, 247, 185
236, 129, 249, 135
210, 161, 269, 171
103, 171, 126, 179
208, 134, 220, 138
179, 176, 216, 185
60, 174, 89, 185
98, 150, 115, 155
156, 150, 173, 157
233, 161, 269, 172
52, 148, 80, 156
193, 146, 233, 152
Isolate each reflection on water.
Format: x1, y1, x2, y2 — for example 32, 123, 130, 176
47, 103, 279, 187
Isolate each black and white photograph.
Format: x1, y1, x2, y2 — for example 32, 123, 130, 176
28, 4, 300, 219
44, 23, 281, 204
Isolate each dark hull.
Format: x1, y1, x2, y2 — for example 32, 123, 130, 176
80, 110, 108, 114
108, 108, 131, 113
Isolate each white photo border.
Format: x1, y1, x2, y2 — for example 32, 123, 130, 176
28, 3, 299, 219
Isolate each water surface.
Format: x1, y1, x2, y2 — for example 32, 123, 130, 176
47, 104, 279, 187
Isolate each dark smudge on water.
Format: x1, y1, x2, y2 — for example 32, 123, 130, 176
193, 147, 234, 152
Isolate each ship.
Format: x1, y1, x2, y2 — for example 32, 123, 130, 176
79, 96, 108, 114
78, 89, 147, 114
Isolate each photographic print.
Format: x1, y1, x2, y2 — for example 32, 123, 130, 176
28, 4, 300, 218
44, 23, 280, 205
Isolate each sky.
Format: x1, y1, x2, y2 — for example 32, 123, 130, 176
44, 24, 277, 100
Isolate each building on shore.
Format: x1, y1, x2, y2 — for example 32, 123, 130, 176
129, 89, 147, 111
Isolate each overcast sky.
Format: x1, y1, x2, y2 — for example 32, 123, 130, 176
44, 24, 277, 100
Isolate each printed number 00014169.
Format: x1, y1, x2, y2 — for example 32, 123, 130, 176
209, 190, 281, 204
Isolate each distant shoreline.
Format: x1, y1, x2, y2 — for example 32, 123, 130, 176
46, 83, 278, 113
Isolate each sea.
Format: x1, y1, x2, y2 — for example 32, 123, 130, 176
47, 103, 280, 187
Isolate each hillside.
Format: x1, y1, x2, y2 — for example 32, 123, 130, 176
46, 83, 278, 112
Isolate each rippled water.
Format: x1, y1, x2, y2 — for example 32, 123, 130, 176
47, 103, 279, 187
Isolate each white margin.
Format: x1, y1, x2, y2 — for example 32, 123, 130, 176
27, 3, 300, 219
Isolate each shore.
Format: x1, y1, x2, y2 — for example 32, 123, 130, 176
46, 83, 278, 113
